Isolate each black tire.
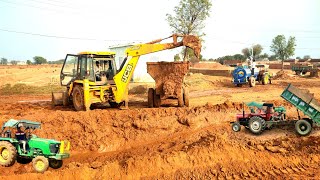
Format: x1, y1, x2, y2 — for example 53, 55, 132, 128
248, 116, 265, 135
17, 156, 32, 164
183, 87, 189, 107
0, 141, 17, 167
178, 89, 184, 107
49, 159, 63, 169
72, 85, 85, 111
249, 76, 256, 87
109, 101, 122, 108
32, 156, 49, 173
295, 120, 312, 136
62, 91, 70, 106
148, 88, 154, 108
231, 122, 241, 132
153, 90, 161, 108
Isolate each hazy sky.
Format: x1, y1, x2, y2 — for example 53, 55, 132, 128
0, 0, 319, 61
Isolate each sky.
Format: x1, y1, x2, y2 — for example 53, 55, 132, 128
0, 0, 319, 62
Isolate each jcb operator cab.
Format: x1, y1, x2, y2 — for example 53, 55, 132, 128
60, 51, 117, 86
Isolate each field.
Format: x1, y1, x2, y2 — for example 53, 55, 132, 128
1, 64, 320, 179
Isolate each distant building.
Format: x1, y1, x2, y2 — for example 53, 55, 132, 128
9, 61, 27, 65
108, 43, 177, 82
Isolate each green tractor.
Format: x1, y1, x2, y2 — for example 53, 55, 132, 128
0, 119, 70, 173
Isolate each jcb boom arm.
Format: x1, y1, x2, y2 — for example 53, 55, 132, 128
112, 34, 201, 103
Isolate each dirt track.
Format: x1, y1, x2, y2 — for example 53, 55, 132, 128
1, 69, 320, 179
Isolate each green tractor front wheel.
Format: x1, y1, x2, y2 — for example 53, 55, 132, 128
0, 141, 17, 167
32, 156, 49, 173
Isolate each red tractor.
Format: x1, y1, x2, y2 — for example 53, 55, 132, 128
231, 102, 286, 135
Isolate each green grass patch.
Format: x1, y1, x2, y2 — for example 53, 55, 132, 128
0, 83, 64, 95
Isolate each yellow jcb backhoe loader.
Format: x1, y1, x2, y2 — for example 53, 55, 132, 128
52, 34, 201, 111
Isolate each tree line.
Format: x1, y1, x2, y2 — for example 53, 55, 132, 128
0, 56, 64, 65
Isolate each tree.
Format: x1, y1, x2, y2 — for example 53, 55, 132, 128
260, 53, 269, 60
296, 56, 301, 60
174, 54, 181, 62
33, 56, 47, 64
10, 60, 18, 65
303, 55, 311, 59
270, 35, 296, 70
166, 0, 212, 61
26, 60, 32, 65
242, 44, 263, 59
0, 58, 8, 65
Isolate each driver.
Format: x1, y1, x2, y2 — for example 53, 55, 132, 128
15, 123, 27, 153
95, 61, 101, 81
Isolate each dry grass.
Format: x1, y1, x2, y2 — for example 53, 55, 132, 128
0, 83, 63, 95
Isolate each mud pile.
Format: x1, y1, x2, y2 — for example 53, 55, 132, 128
273, 70, 296, 80
2, 98, 320, 179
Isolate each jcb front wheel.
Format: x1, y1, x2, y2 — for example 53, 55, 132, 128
0, 141, 17, 167
32, 156, 49, 173
72, 86, 85, 111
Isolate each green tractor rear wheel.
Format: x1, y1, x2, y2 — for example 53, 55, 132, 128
0, 141, 17, 167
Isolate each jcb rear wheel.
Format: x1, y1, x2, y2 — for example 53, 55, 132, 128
0, 141, 17, 167
72, 86, 85, 111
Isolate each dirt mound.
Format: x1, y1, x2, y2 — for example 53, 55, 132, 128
192, 62, 231, 70
272, 70, 296, 80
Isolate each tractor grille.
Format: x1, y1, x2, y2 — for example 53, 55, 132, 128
50, 144, 60, 154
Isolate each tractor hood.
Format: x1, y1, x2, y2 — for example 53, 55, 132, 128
29, 137, 60, 144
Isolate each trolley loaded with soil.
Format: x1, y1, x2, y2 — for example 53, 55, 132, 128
231, 83, 320, 136
147, 61, 190, 107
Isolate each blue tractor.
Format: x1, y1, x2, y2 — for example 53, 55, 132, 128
232, 64, 272, 87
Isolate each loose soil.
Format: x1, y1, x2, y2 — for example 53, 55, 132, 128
1, 65, 320, 179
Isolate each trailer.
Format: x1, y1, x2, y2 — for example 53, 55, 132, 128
231, 84, 319, 136
281, 83, 320, 135
147, 61, 189, 108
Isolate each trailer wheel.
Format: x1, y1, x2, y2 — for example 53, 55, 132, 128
148, 88, 154, 108
249, 77, 256, 87
231, 122, 241, 132
153, 90, 161, 108
295, 120, 312, 136
183, 87, 189, 107
248, 116, 265, 135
